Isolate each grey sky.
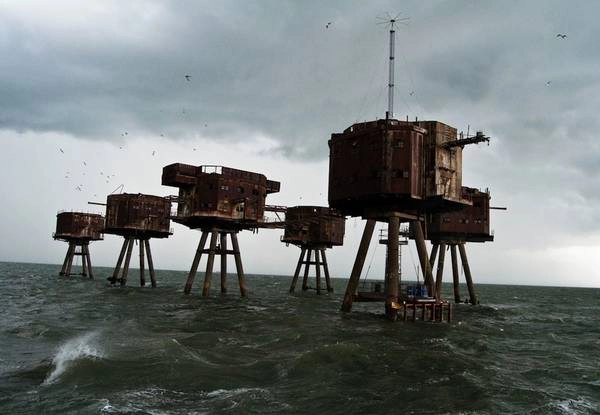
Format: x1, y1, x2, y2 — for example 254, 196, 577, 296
1, 0, 599, 288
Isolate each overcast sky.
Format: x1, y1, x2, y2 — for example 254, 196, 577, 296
1, 0, 599, 288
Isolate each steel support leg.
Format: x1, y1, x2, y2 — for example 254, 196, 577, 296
121, 238, 134, 286
321, 249, 333, 293
184, 232, 209, 294
80, 245, 88, 277
84, 244, 93, 279
220, 233, 228, 294
435, 243, 446, 300
302, 249, 312, 291
413, 221, 435, 298
385, 216, 400, 321
315, 249, 322, 295
289, 248, 306, 293
145, 239, 157, 288
59, 243, 73, 276
230, 232, 247, 297
458, 243, 477, 305
430, 244, 439, 269
65, 242, 75, 277
341, 219, 376, 313
139, 238, 146, 287
451, 244, 460, 303
202, 231, 218, 296
111, 238, 129, 284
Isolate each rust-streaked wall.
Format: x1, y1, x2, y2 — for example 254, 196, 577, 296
426, 187, 493, 242
54, 212, 104, 241
104, 193, 171, 238
282, 206, 345, 247
328, 119, 425, 216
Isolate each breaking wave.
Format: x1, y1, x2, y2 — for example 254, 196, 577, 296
43, 330, 104, 384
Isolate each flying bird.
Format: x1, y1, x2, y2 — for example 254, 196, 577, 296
185, 75, 191, 81
325, 22, 332, 28
59, 148, 64, 153
152, 150, 156, 156
409, 91, 415, 96
83, 161, 87, 166
546, 81, 552, 86
556, 33, 567, 39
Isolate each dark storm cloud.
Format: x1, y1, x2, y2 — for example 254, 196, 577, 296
1, 1, 600, 224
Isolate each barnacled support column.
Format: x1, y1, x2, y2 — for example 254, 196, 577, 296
59, 243, 74, 276
314, 249, 322, 295
65, 242, 75, 277
341, 219, 376, 313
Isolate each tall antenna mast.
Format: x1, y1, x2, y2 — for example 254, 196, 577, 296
377, 13, 409, 120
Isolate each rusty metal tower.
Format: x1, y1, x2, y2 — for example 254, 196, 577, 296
282, 206, 345, 294
53, 211, 104, 278
328, 17, 490, 320
162, 163, 280, 297
103, 193, 173, 287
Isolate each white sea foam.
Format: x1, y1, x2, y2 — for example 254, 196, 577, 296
43, 330, 104, 384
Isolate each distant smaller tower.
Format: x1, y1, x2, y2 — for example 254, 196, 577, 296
103, 193, 172, 287
421, 187, 495, 305
282, 206, 345, 294
53, 211, 104, 278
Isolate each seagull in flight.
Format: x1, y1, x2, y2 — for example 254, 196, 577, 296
152, 150, 156, 156
556, 33, 567, 39
546, 81, 552, 86
185, 75, 191, 81
325, 22, 332, 29
409, 91, 415, 96
59, 148, 64, 153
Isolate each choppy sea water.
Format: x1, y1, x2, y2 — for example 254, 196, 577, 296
0, 261, 598, 414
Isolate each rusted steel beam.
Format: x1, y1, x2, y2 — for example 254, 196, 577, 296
65, 242, 75, 277
413, 221, 435, 297
230, 232, 247, 297
139, 238, 146, 287
302, 249, 312, 291
81, 245, 88, 277
441, 131, 489, 148
458, 243, 477, 305
220, 232, 228, 294
184, 232, 209, 294
385, 216, 400, 321
202, 231, 219, 296
341, 219, 376, 313
451, 244, 460, 303
435, 243, 446, 300
111, 238, 129, 284
289, 248, 306, 293
429, 244, 439, 268
321, 249, 333, 293
314, 249, 322, 295
145, 239, 157, 288
121, 238, 135, 286
59, 243, 73, 276
84, 244, 93, 279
